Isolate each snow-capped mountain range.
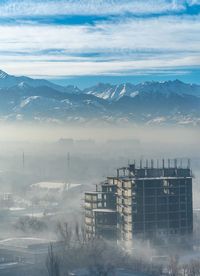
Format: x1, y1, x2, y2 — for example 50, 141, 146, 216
84, 81, 200, 101
0, 70, 200, 126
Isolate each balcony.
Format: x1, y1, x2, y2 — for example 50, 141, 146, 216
122, 208, 132, 215
85, 212, 94, 218
85, 202, 97, 210
123, 217, 132, 224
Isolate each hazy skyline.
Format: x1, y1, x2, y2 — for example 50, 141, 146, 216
0, 0, 199, 87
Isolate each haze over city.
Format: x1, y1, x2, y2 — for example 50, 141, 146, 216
0, 1, 199, 276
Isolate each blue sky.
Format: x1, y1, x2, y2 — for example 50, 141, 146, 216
0, 0, 199, 87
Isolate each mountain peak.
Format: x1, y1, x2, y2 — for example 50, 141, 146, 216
17, 81, 31, 89
167, 79, 184, 84
0, 70, 9, 79
84, 79, 200, 101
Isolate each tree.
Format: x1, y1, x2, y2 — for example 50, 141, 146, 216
46, 244, 60, 276
168, 255, 180, 276
15, 216, 47, 233
185, 260, 200, 276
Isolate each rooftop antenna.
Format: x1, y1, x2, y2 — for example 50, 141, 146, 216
67, 152, 70, 169
22, 151, 25, 170
65, 152, 71, 188
162, 159, 165, 169
187, 158, 191, 169
174, 159, 177, 168
123, 167, 126, 176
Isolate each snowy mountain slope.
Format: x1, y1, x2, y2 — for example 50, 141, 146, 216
0, 70, 80, 94
84, 83, 139, 101
0, 70, 200, 125
84, 80, 200, 101
0, 81, 109, 122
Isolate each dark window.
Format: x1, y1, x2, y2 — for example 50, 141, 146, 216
158, 205, 167, 212
169, 204, 179, 212
169, 213, 179, 220
169, 196, 178, 204
157, 197, 167, 205
180, 212, 186, 219
145, 222, 155, 229
180, 195, 186, 202
169, 220, 179, 228
180, 204, 186, 210
181, 220, 186, 227
146, 205, 156, 213
180, 187, 186, 194
145, 197, 155, 205
145, 189, 155, 196
145, 213, 156, 221
157, 213, 167, 220
157, 220, 168, 228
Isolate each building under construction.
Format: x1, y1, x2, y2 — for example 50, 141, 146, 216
84, 159, 193, 244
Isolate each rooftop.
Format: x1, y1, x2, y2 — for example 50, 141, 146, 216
93, 208, 116, 213
31, 182, 81, 190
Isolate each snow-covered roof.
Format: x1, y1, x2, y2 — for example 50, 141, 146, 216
31, 182, 81, 190
0, 237, 53, 249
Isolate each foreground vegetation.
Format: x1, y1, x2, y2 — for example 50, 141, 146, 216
45, 223, 200, 276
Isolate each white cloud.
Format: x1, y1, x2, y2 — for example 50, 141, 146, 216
186, 0, 200, 5
0, 15, 199, 52
0, 0, 189, 17
0, 14, 199, 76
1, 55, 199, 77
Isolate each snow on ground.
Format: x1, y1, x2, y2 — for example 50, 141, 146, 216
31, 182, 81, 190
0, 237, 53, 249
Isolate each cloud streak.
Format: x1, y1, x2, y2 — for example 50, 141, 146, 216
0, 1, 199, 78
0, 0, 198, 17
2, 56, 199, 78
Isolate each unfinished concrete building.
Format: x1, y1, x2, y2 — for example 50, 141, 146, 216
85, 182, 117, 239
84, 160, 193, 243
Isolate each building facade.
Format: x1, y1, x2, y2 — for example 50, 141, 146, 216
84, 160, 193, 244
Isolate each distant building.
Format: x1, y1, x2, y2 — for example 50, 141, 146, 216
84, 160, 193, 245
75, 139, 95, 147
0, 193, 13, 209
57, 138, 74, 147
106, 139, 140, 147
30, 182, 83, 208
31, 182, 82, 194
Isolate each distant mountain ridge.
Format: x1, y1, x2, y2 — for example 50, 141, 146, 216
0, 70, 199, 126
0, 70, 80, 94
84, 80, 200, 101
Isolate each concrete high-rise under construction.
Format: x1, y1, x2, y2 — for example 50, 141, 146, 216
84, 159, 193, 244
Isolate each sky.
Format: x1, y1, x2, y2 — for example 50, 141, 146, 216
0, 0, 199, 87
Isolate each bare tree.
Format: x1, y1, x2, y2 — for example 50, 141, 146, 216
54, 221, 164, 276
57, 222, 73, 248
185, 260, 200, 276
168, 255, 180, 276
46, 244, 60, 276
